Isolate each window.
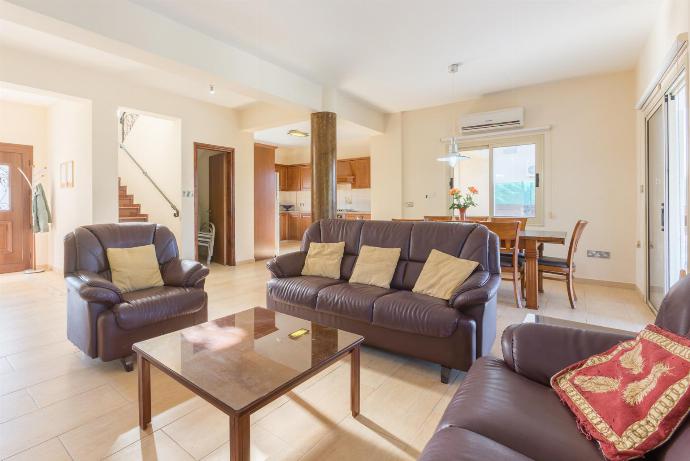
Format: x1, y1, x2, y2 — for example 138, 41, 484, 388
452, 134, 544, 224
0, 164, 9, 211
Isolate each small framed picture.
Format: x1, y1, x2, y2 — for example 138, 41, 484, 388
60, 161, 74, 188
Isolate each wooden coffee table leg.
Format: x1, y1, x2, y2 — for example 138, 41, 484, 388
137, 353, 151, 430
350, 345, 360, 417
230, 413, 250, 461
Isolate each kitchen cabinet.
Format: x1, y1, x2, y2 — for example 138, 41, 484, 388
350, 158, 371, 189
278, 158, 370, 190
299, 213, 312, 237
279, 212, 289, 240
287, 212, 301, 240
299, 165, 312, 190
336, 159, 354, 183
285, 165, 301, 191
275, 165, 287, 191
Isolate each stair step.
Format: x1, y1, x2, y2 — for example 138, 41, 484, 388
118, 205, 142, 217
119, 196, 134, 206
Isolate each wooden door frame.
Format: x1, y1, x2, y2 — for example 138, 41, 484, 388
193, 142, 235, 266
0, 142, 33, 273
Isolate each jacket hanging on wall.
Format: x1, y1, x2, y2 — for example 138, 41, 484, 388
32, 183, 51, 233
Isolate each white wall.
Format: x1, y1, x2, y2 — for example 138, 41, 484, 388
633, 0, 689, 294
370, 113, 403, 220
48, 98, 93, 271
396, 71, 638, 283
119, 112, 182, 242
0, 45, 255, 263
0, 99, 52, 267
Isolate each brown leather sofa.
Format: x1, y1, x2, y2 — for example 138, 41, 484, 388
419, 276, 690, 461
64, 223, 209, 371
267, 219, 500, 382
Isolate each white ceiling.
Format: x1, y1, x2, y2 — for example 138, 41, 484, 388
0, 85, 58, 106
131, 0, 662, 112
254, 119, 377, 147
0, 19, 255, 109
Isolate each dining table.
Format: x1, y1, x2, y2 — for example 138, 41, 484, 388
518, 229, 568, 309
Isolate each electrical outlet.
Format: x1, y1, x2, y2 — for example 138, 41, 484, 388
587, 250, 611, 259
405, 201, 414, 208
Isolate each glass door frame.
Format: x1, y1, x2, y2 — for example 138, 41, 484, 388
643, 59, 689, 313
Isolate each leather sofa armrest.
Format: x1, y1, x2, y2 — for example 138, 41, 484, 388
162, 258, 209, 288
501, 323, 637, 386
451, 273, 500, 311
66, 271, 123, 305
266, 251, 307, 278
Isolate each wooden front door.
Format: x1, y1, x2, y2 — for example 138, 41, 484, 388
0, 143, 33, 273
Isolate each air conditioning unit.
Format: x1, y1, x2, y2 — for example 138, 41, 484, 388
459, 107, 524, 134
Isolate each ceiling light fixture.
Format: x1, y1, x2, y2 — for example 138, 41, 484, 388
437, 63, 469, 167
209, 84, 215, 95
287, 129, 309, 138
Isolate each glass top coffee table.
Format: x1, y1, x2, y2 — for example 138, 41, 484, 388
133, 307, 364, 461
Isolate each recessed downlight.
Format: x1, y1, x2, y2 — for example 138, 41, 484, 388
287, 129, 309, 138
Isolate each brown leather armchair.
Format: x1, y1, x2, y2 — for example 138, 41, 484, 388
64, 223, 209, 371
419, 276, 690, 460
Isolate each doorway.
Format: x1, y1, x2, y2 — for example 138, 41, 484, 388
646, 72, 688, 310
0, 142, 33, 273
194, 143, 235, 266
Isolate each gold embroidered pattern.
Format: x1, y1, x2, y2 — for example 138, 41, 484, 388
640, 330, 690, 361
623, 363, 671, 406
573, 375, 620, 393
619, 342, 645, 374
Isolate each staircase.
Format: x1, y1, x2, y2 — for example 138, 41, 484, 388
118, 178, 149, 223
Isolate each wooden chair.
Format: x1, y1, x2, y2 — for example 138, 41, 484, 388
392, 218, 424, 222
490, 217, 528, 230
424, 215, 453, 222
482, 221, 522, 309
538, 220, 588, 309
462, 216, 490, 223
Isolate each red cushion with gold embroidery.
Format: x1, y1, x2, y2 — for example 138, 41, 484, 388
551, 324, 690, 461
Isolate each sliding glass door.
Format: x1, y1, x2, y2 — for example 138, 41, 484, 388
646, 74, 688, 310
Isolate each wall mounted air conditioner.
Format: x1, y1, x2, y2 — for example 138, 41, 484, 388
459, 107, 524, 134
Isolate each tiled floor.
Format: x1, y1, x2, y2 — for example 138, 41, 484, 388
0, 261, 654, 460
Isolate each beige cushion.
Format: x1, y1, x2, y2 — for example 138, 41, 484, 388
301, 242, 345, 279
349, 245, 401, 288
106, 244, 164, 293
412, 249, 478, 300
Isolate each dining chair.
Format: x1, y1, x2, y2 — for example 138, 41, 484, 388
482, 221, 522, 309
462, 216, 490, 223
424, 215, 453, 222
490, 216, 528, 230
392, 218, 424, 222
537, 220, 588, 309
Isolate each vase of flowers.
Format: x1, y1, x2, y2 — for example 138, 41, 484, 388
449, 186, 478, 220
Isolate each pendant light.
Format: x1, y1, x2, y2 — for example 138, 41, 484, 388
437, 63, 469, 167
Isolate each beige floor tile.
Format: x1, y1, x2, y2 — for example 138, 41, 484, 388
0, 385, 127, 458
60, 396, 205, 461
104, 431, 194, 461
300, 417, 417, 461
27, 360, 120, 407
6, 340, 79, 370
200, 425, 303, 461
0, 390, 37, 423
0, 351, 94, 396
5, 438, 72, 461
162, 403, 229, 459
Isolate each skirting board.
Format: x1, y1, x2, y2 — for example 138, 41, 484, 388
573, 277, 636, 290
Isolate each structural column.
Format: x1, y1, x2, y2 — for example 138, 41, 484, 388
310, 112, 337, 221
